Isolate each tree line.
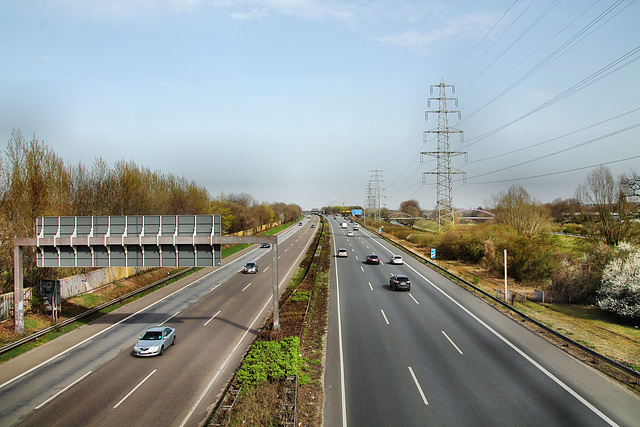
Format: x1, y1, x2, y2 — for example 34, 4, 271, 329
0, 130, 301, 293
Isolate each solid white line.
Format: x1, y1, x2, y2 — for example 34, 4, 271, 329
113, 369, 156, 409
0, 269, 217, 392
333, 225, 348, 427
35, 370, 93, 410
442, 331, 463, 355
405, 263, 619, 426
368, 282, 373, 291
409, 293, 419, 305
408, 367, 429, 405
203, 310, 221, 326
160, 311, 180, 325
380, 309, 390, 325
242, 283, 252, 292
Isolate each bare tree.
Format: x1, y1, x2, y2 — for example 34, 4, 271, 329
577, 166, 635, 245
490, 185, 551, 238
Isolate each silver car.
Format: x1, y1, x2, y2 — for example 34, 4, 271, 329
243, 261, 259, 273
133, 326, 176, 357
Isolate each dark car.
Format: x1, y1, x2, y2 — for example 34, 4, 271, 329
365, 254, 380, 264
389, 274, 411, 291
260, 243, 271, 248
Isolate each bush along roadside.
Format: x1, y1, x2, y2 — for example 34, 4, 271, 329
208, 216, 331, 426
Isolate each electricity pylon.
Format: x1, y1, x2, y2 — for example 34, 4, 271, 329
421, 80, 466, 231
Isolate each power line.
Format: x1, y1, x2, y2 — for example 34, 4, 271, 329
466, 154, 640, 185
468, 107, 640, 164
459, 44, 640, 149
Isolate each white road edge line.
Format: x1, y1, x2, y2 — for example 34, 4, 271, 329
160, 311, 180, 325
409, 294, 419, 305
242, 283, 252, 292
408, 367, 429, 405
332, 223, 348, 427
113, 369, 156, 409
0, 269, 218, 392
380, 309, 390, 325
442, 330, 463, 355
35, 370, 93, 410
180, 231, 311, 427
403, 263, 619, 427
204, 310, 221, 326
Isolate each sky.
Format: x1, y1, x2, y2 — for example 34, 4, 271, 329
1, 0, 639, 212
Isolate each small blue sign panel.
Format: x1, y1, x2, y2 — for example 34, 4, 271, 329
351, 209, 363, 216
431, 248, 436, 259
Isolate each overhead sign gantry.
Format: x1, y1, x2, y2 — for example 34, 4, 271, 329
14, 215, 281, 334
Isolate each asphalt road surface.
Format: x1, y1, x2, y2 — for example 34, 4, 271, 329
0, 216, 318, 427
324, 217, 640, 426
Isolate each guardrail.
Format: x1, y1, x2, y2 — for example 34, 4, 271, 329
360, 222, 640, 384
0, 268, 193, 355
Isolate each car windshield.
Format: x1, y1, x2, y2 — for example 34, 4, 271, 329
141, 331, 162, 340
246, 263, 256, 267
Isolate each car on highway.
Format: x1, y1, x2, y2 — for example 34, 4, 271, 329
133, 326, 176, 356
389, 274, 411, 291
389, 255, 403, 265
337, 248, 348, 257
346, 231, 354, 237
365, 254, 380, 264
353, 225, 359, 230
311, 224, 316, 228
242, 262, 259, 273
299, 222, 303, 226
260, 243, 271, 248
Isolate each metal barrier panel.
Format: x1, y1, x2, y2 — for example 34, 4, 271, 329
36, 215, 221, 267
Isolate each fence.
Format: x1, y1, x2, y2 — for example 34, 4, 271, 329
0, 267, 146, 320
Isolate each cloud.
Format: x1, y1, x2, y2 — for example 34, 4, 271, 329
377, 12, 498, 54
229, 8, 267, 21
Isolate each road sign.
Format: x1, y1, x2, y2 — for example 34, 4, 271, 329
431, 248, 436, 259
351, 209, 363, 216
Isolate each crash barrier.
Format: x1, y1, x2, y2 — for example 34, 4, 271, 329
360, 221, 640, 383
0, 268, 192, 355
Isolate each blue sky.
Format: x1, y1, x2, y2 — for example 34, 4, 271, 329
1, 0, 639, 211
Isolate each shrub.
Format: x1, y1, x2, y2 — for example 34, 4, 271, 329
236, 337, 302, 388
597, 243, 640, 318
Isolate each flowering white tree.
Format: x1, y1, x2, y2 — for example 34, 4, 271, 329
597, 242, 640, 318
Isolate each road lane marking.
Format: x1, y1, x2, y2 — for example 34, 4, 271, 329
368, 282, 373, 291
442, 331, 463, 354
0, 268, 219, 392
160, 311, 180, 325
114, 369, 156, 409
180, 231, 311, 427
409, 294, 419, 305
408, 367, 429, 405
405, 263, 619, 427
380, 309, 390, 325
360, 266, 364, 272
35, 370, 93, 410
264, 266, 270, 272
242, 283, 252, 292
204, 311, 221, 326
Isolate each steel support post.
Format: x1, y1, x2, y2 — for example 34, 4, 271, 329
14, 244, 24, 335
272, 242, 280, 330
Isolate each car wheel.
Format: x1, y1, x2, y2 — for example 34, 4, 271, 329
172, 336, 176, 346
159, 345, 164, 356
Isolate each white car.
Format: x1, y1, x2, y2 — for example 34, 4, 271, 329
346, 231, 354, 237
337, 248, 348, 257
390, 255, 403, 265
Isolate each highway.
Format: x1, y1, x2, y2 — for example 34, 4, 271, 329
0, 216, 319, 427
324, 216, 640, 426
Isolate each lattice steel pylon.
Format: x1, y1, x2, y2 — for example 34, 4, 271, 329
422, 80, 466, 231
366, 169, 384, 221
